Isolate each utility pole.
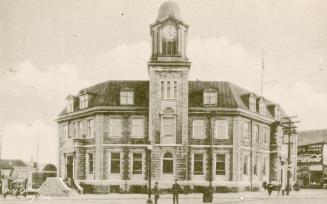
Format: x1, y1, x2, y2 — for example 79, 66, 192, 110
0, 133, 3, 160
208, 112, 213, 189
260, 49, 265, 97
36, 131, 39, 187
146, 144, 153, 204
203, 112, 213, 203
281, 116, 300, 196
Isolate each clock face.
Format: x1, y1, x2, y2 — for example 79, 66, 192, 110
162, 25, 177, 40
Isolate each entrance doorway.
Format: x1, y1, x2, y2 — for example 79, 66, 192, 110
66, 156, 74, 180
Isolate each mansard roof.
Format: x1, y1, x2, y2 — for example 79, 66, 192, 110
59, 80, 287, 119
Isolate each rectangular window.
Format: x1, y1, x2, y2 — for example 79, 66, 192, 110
254, 124, 259, 143
80, 121, 84, 138
63, 124, 68, 139
193, 120, 205, 139
67, 98, 74, 112
162, 117, 175, 137
87, 119, 93, 138
74, 122, 78, 138
264, 127, 268, 144
120, 91, 134, 105
110, 153, 120, 173
215, 120, 228, 139
173, 81, 177, 98
161, 81, 164, 98
216, 154, 226, 175
88, 153, 94, 174
249, 97, 256, 112
203, 92, 217, 105
110, 118, 122, 137
132, 153, 143, 174
243, 155, 248, 175
167, 81, 171, 98
80, 95, 88, 109
193, 153, 203, 175
243, 122, 249, 140
259, 100, 265, 115
131, 118, 144, 138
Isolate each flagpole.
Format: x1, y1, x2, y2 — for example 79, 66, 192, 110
260, 49, 264, 97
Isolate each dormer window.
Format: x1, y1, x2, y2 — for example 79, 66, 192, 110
120, 90, 134, 105
203, 91, 217, 106
258, 98, 265, 115
66, 96, 74, 113
249, 95, 256, 112
274, 105, 281, 121
80, 94, 88, 109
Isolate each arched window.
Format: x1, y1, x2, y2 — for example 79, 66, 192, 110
162, 152, 174, 174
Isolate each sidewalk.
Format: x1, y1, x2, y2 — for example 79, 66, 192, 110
49, 189, 327, 203
1, 189, 326, 204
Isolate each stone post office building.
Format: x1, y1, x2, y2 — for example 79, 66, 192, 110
57, 1, 297, 193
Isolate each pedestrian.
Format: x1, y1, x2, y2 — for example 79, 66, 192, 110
262, 181, 267, 192
171, 179, 181, 204
281, 182, 285, 196
267, 183, 273, 196
277, 183, 282, 196
153, 182, 160, 204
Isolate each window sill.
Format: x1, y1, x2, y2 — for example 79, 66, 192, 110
108, 136, 122, 138
214, 137, 229, 140
215, 174, 227, 176
130, 136, 145, 139
162, 173, 174, 175
160, 98, 176, 100
192, 137, 206, 140
109, 173, 121, 175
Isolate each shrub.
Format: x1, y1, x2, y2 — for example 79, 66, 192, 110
129, 185, 147, 194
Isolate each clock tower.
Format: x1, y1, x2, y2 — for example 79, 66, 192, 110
148, 1, 190, 180
148, 1, 191, 180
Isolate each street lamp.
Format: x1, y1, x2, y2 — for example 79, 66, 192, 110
146, 144, 153, 204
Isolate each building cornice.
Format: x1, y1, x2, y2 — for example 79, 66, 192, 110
56, 106, 148, 122
57, 106, 277, 124
189, 107, 276, 124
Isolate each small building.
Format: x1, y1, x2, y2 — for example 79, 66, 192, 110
297, 129, 327, 188
0, 159, 33, 193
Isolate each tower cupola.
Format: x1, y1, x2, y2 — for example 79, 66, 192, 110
149, 1, 189, 63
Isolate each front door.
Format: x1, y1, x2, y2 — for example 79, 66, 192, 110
66, 156, 74, 179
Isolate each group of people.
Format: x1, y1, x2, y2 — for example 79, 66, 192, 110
263, 181, 300, 196
152, 179, 181, 204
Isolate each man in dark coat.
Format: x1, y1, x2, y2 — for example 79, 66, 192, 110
171, 179, 181, 204
153, 181, 160, 204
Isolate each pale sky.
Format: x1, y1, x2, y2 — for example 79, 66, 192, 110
0, 0, 326, 164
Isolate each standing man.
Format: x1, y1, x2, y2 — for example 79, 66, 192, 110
171, 179, 181, 204
153, 181, 160, 204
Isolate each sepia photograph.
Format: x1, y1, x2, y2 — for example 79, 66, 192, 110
0, 0, 327, 203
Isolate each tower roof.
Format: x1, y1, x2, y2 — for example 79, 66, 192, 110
157, 1, 182, 21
